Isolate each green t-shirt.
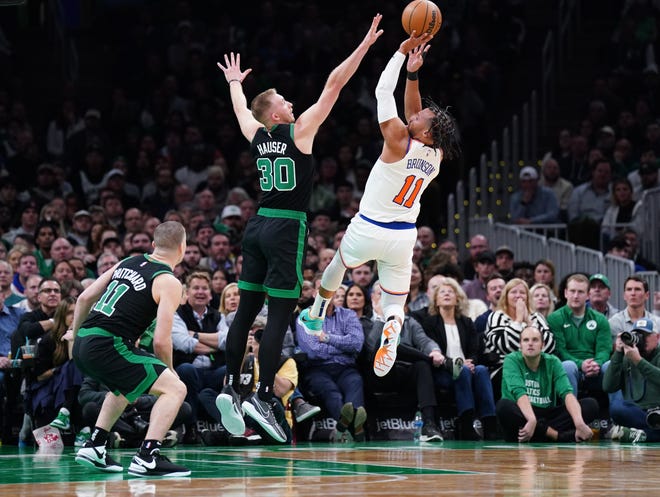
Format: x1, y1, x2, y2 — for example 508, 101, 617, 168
502, 351, 573, 408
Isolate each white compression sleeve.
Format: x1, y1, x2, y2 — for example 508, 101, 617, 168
375, 51, 405, 124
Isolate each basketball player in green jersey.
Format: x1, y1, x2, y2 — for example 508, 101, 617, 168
214, 15, 388, 442
72, 221, 190, 477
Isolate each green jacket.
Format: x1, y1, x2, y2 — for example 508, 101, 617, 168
547, 306, 612, 369
502, 351, 573, 408
603, 347, 660, 409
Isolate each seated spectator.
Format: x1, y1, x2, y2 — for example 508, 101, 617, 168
209, 267, 230, 309
623, 227, 658, 271
171, 272, 227, 438
295, 297, 366, 442
496, 326, 597, 443
0, 286, 25, 432
52, 260, 75, 286
630, 160, 660, 201
587, 273, 618, 318
417, 277, 497, 440
609, 276, 660, 343
533, 259, 558, 302
408, 262, 428, 312
508, 166, 559, 224
78, 375, 192, 448
538, 156, 574, 222
603, 318, 660, 443
601, 178, 642, 244
567, 158, 612, 249
485, 278, 554, 395
474, 273, 506, 336
530, 283, 555, 319
342, 283, 376, 336
13, 274, 42, 312
547, 273, 612, 399
200, 319, 297, 444
30, 297, 83, 430
11, 278, 61, 358
463, 250, 497, 306
362, 307, 444, 442
512, 261, 536, 289
96, 251, 119, 276
11, 252, 39, 301
494, 245, 515, 281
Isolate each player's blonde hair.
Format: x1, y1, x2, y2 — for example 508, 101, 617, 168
251, 88, 277, 126
153, 221, 185, 251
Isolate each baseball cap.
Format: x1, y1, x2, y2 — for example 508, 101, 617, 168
105, 168, 125, 179
221, 205, 241, 219
600, 126, 615, 136
84, 108, 101, 120
73, 210, 91, 220
519, 166, 539, 180
639, 162, 659, 175
495, 245, 514, 258
589, 273, 610, 289
37, 163, 56, 174
632, 318, 656, 334
476, 251, 496, 264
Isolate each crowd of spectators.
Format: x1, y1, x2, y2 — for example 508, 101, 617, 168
2, 1, 660, 446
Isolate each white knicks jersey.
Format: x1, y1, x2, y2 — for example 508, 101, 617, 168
359, 139, 442, 223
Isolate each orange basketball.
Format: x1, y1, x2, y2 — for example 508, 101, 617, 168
401, 0, 442, 37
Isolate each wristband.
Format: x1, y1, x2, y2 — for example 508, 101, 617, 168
228, 79, 241, 84
406, 71, 418, 80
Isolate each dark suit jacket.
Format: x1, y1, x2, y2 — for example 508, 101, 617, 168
416, 312, 481, 363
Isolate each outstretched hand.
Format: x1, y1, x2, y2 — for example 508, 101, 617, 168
217, 52, 252, 84
406, 43, 430, 73
399, 31, 433, 56
360, 14, 384, 48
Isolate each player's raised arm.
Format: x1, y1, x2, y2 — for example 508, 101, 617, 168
376, 32, 432, 160
404, 42, 430, 121
217, 52, 262, 142
294, 14, 383, 153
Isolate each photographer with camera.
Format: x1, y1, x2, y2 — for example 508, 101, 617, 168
609, 276, 660, 344
603, 318, 660, 443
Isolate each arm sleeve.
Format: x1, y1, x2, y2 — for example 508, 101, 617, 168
375, 51, 405, 123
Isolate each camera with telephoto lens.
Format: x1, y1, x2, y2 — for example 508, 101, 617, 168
621, 330, 642, 347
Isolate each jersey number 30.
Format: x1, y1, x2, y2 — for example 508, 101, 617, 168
93, 280, 130, 316
257, 157, 296, 191
393, 175, 423, 208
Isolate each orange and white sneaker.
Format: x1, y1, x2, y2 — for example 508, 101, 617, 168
373, 319, 401, 377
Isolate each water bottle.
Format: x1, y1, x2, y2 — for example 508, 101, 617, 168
413, 410, 423, 443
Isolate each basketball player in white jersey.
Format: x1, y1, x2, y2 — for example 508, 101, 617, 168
298, 32, 460, 377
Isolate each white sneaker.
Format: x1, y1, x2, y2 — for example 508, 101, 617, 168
373, 319, 401, 377
75, 442, 123, 472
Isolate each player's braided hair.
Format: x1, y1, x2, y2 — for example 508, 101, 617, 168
424, 97, 461, 161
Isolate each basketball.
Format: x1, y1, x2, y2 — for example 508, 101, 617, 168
401, 0, 442, 37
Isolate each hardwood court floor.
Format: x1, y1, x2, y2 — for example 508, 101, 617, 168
0, 440, 657, 496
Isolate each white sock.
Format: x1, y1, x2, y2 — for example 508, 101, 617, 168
310, 294, 330, 319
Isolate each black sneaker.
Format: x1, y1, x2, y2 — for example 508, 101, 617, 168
293, 401, 321, 423
647, 407, 660, 429
420, 422, 444, 442
128, 450, 191, 477
241, 393, 287, 443
75, 441, 123, 472
215, 384, 245, 436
